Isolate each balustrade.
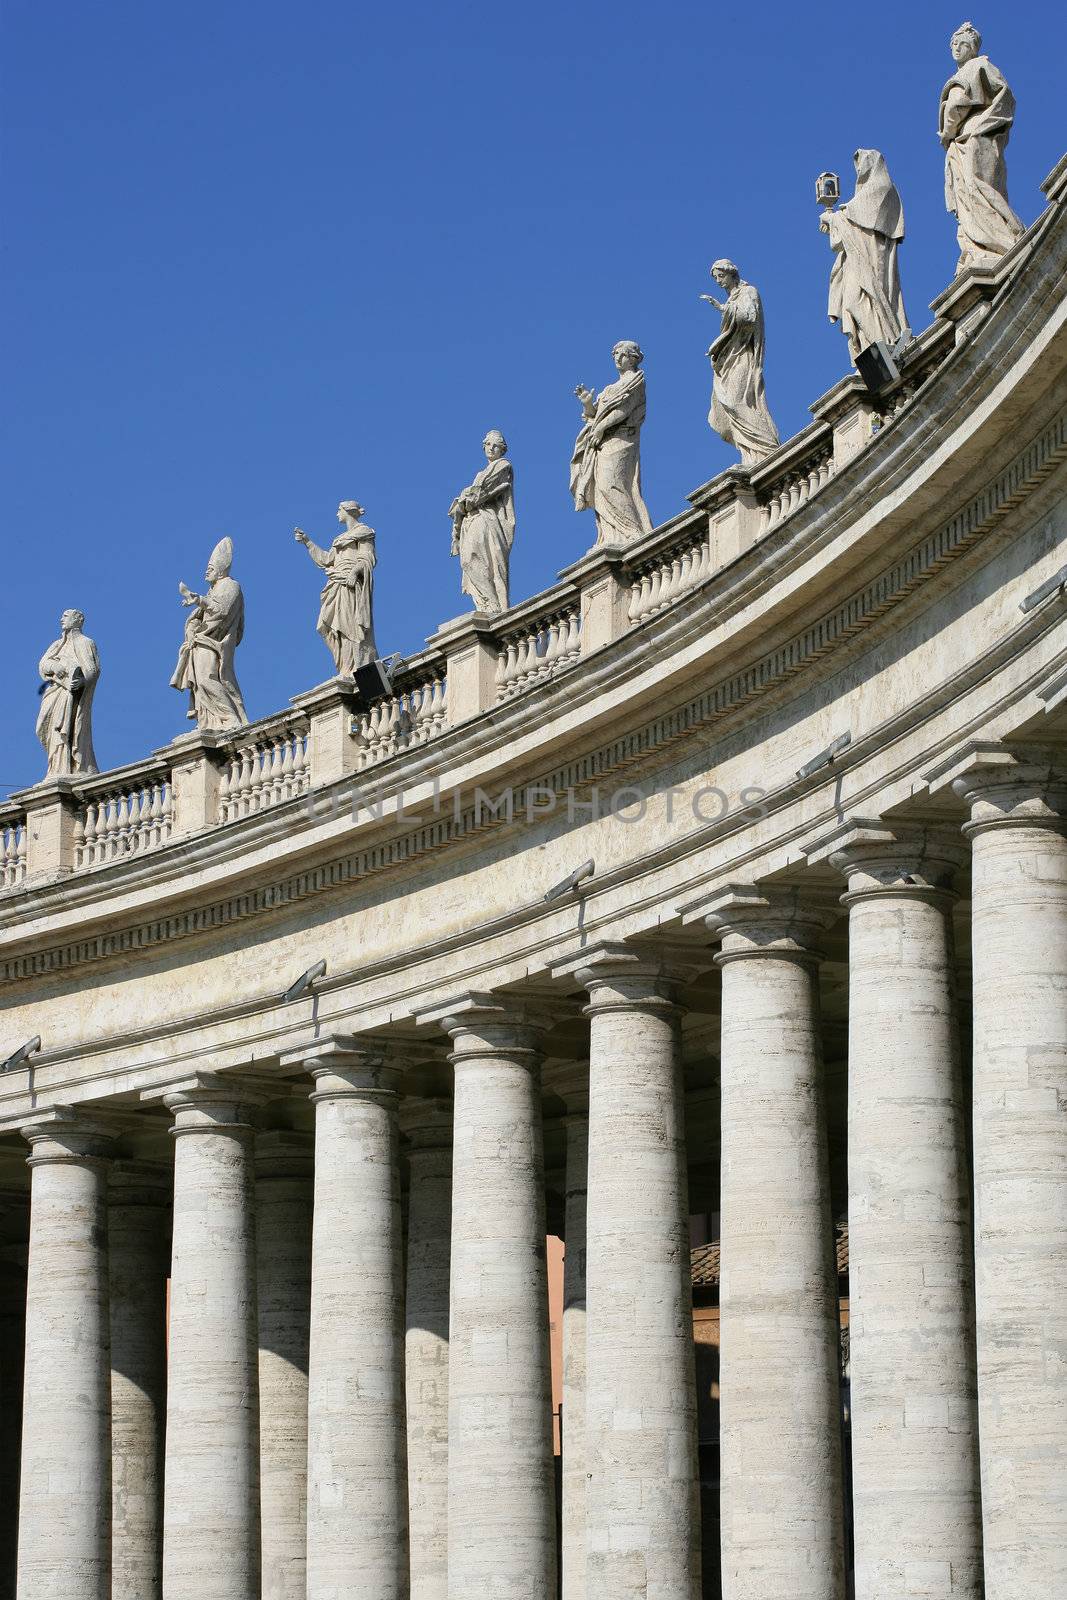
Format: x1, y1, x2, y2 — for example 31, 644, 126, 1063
628, 527, 713, 624
0, 814, 27, 888
757, 438, 835, 535
75, 779, 173, 868
496, 606, 581, 700
218, 722, 311, 822
352, 672, 448, 769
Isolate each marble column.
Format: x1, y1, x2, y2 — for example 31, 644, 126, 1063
554, 945, 699, 1600
694, 888, 845, 1600
284, 1038, 407, 1600
17, 1113, 115, 1600
945, 752, 1067, 1595
0, 1243, 27, 1600
255, 1130, 313, 1600
109, 1162, 169, 1600
561, 1104, 588, 1600
422, 994, 556, 1600
157, 1075, 261, 1600
812, 822, 982, 1599
404, 1099, 453, 1600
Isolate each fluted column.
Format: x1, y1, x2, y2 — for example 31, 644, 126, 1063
281, 1038, 407, 1600
255, 1130, 313, 1600
812, 821, 982, 1599
17, 1113, 115, 1600
156, 1074, 261, 1600
945, 751, 1067, 1595
404, 1099, 453, 1600
554, 944, 699, 1600
561, 1104, 588, 1600
422, 994, 556, 1600
109, 1162, 169, 1600
694, 888, 844, 1599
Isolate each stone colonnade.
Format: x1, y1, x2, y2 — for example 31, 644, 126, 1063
8, 751, 1067, 1600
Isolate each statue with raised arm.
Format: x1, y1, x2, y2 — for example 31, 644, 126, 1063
939, 21, 1024, 273
819, 149, 910, 361
700, 260, 779, 466
570, 341, 653, 547
36, 608, 100, 779
294, 500, 378, 676
170, 537, 248, 732
449, 430, 515, 614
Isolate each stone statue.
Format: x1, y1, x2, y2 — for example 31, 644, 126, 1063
170, 537, 248, 732
449, 430, 515, 614
36, 608, 100, 779
820, 150, 910, 361
571, 341, 654, 547
700, 260, 780, 465
294, 501, 378, 676
939, 21, 1024, 273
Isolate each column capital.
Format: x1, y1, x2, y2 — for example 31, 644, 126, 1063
254, 1128, 314, 1182
681, 883, 838, 964
804, 819, 969, 902
550, 939, 702, 1012
925, 741, 1067, 836
399, 1095, 453, 1151
278, 1032, 398, 1096
19, 1105, 118, 1165
141, 1070, 270, 1135
416, 990, 555, 1059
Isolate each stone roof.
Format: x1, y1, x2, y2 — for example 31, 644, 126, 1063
691, 1221, 849, 1288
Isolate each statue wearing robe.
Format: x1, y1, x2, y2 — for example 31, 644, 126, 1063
450, 438, 515, 615
296, 507, 378, 675
940, 41, 1024, 272
36, 610, 100, 778
821, 149, 910, 360
705, 265, 779, 465
171, 538, 248, 732
571, 345, 653, 547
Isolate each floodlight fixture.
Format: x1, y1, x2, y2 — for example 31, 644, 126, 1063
2, 1036, 41, 1073
796, 730, 852, 781
283, 959, 328, 1005
544, 858, 595, 902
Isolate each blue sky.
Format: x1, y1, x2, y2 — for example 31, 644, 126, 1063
1, 1, 1062, 792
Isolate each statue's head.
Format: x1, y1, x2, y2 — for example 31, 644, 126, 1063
337, 499, 365, 526
482, 429, 507, 460
612, 340, 643, 373
950, 21, 981, 63
60, 607, 84, 634
710, 259, 740, 290
205, 537, 234, 584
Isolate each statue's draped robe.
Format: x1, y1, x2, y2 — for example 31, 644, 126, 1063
940, 54, 1024, 272
36, 630, 100, 777
304, 527, 378, 675
170, 576, 248, 731
826, 150, 909, 358
570, 369, 653, 546
454, 457, 515, 614
709, 282, 779, 465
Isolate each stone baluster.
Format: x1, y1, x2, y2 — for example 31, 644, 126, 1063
419, 994, 557, 1600
553, 944, 700, 1600
808, 821, 982, 1599
109, 1161, 170, 1600
691, 887, 845, 1600
147, 1074, 263, 1600
935, 749, 1067, 1596
403, 1097, 454, 1600
280, 1037, 407, 1600
255, 1130, 313, 1600
17, 1112, 116, 1600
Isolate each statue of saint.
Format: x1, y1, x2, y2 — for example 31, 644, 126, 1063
36, 608, 100, 779
294, 501, 378, 676
571, 341, 654, 547
700, 260, 780, 465
449, 430, 515, 614
820, 150, 910, 360
939, 21, 1024, 273
170, 537, 248, 732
